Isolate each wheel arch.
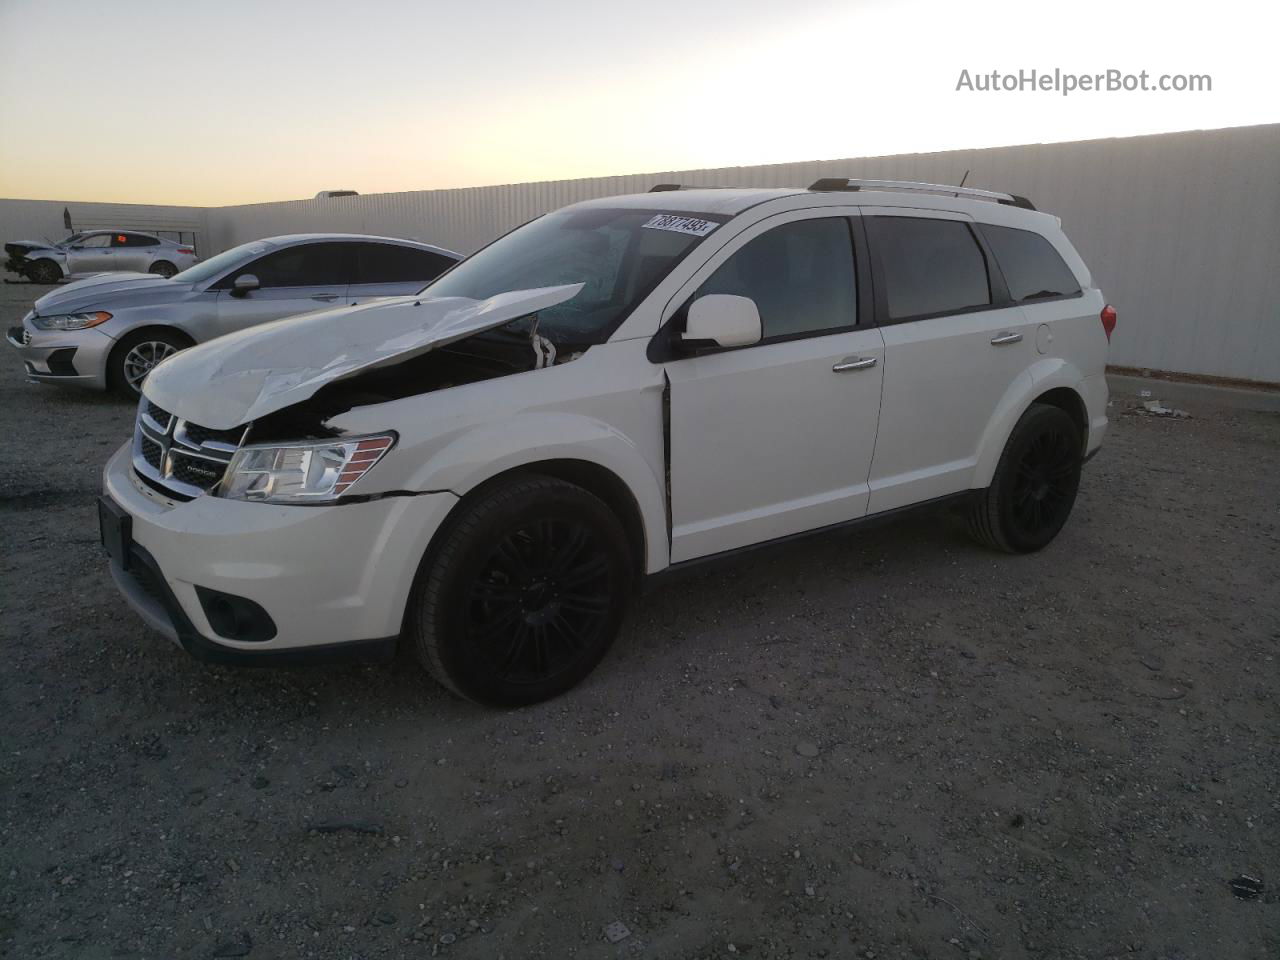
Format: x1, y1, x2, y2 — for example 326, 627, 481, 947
25, 256, 66, 280
429, 458, 652, 590
106, 325, 197, 390
973, 363, 1090, 488
1031, 386, 1088, 453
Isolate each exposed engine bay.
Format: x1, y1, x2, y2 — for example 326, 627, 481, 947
248, 319, 585, 443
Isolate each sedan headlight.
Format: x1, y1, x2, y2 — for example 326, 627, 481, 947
30, 311, 112, 331
220, 434, 396, 503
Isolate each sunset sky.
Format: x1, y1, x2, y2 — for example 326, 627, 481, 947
0, 0, 1275, 206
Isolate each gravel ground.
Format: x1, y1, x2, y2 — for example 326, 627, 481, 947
1, 283, 1277, 960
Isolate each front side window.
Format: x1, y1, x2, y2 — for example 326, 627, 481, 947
981, 224, 1081, 302
355, 243, 457, 284
78, 234, 111, 249
692, 217, 857, 339
421, 208, 725, 345
869, 217, 991, 320
239, 243, 350, 288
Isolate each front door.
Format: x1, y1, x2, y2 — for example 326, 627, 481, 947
213, 241, 352, 337
66, 233, 116, 274
664, 213, 885, 562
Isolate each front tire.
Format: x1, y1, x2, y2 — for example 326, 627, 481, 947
148, 260, 177, 278
967, 403, 1083, 553
26, 259, 61, 284
108, 329, 191, 398
410, 475, 633, 706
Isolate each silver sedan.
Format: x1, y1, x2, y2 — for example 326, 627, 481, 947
6, 233, 460, 396
4, 231, 200, 283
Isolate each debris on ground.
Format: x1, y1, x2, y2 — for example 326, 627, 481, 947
604, 921, 631, 943
1229, 875, 1264, 900
1140, 399, 1191, 418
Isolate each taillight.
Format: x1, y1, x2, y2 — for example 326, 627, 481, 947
1100, 304, 1117, 342
177, 247, 195, 255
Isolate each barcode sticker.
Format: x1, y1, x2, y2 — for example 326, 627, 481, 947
642, 214, 718, 237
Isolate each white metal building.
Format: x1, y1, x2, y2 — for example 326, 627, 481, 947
3, 123, 1277, 383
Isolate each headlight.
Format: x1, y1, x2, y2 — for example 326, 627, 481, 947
30, 311, 112, 331
219, 434, 396, 504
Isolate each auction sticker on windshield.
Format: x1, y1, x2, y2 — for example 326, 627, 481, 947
642, 214, 719, 237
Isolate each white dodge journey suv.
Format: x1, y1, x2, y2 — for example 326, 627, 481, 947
99, 179, 1114, 705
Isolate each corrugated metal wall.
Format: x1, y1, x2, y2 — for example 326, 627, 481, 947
0, 198, 208, 253
5, 124, 1277, 381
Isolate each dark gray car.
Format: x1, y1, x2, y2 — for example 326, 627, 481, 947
6, 233, 460, 396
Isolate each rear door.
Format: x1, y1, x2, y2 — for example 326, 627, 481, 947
113, 233, 158, 272
349, 242, 458, 304
212, 241, 352, 337
664, 212, 885, 562
863, 209, 1035, 513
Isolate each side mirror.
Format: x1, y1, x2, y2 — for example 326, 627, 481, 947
230, 273, 260, 298
683, 294, 762, 349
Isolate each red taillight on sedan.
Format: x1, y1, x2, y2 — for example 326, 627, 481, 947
1100, 304, 1117, 342
177, 247, 195, 255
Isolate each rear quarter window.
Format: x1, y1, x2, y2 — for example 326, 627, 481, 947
980, 224, 1081, 302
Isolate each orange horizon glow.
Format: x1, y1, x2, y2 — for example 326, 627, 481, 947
2, 0, 1276, 208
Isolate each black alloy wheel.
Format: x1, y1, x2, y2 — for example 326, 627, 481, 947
968, 403, 1083, 553
1007, 420, 1079, 542
411, 475, 632, 706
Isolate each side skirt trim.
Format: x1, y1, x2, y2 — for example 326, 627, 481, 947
645, 491, 972, 591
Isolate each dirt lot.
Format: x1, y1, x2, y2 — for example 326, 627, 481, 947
1, 282, 1277, 960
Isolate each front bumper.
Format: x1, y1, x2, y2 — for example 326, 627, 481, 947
7, 319, 113, 389
101, 443, 459, 664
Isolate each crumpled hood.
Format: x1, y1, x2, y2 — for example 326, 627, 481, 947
143, 283, 584, 430
6, 238, 61, 254
34, 272, 188, 314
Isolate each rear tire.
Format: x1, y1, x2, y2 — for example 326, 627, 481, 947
148, 260, 177, 278
108, 329, 192, 399
409, 475, 633, 707
967, 403, 1083, 553
26, 259, 61, 284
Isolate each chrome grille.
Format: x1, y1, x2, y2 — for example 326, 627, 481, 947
131, 397, 247, 500
139, 435, 163, 470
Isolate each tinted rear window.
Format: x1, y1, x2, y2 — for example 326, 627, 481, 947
982, 224, 1081, 301
869, 217, 991, 320
356, 243, 457, 284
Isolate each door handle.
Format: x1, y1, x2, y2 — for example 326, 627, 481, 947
311, 294, 339, 302
990, 332, 1023, 345
833, 356, 878, 372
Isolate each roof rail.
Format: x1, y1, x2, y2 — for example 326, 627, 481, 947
648, 183, 756, 192
808, 177, 1036, 210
